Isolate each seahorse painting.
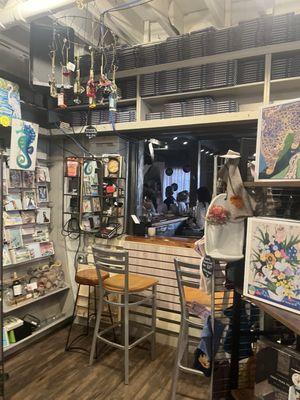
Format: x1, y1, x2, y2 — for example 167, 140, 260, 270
256, 99, 300, 181
10, 119, 39, 171
0, 78, 21, 127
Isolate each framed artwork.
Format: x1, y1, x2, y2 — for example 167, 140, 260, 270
244, 217, 300, 314
37, 185, 49, 203
255, 99, 300, 181
0, 78, 21, 127
10, 118, 39, 171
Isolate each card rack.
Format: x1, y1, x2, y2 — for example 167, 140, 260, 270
63, 155, 126, 239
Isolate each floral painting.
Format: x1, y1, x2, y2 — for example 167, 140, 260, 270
244, 217, 300, 314
10, 118, 39, 171
256, 99, 300, 181
0, 78, 21, 127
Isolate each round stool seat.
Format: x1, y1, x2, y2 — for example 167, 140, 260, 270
75, 269, 109, 286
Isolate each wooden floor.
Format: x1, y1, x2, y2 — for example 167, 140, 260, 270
4, 326, 210, 400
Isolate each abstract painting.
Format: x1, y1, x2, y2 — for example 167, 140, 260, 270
244, 217, 300, 314
10, 119, 39, 171
256, 99, 300, 181
0, 78, 21, 127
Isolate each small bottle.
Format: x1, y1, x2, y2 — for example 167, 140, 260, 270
12, 272, 22, 297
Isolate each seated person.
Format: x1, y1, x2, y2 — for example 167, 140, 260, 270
164, 186, 176, 211
195, 186, 211, 230
143, 191, 156, 215
176, 191, 189, 215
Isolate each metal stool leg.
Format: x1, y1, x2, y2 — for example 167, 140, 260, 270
151, 285, 157, 361
170, 318, 188, 400
124, 292, 130, 385
89, 290, 103, 366
65, 284, 80, 351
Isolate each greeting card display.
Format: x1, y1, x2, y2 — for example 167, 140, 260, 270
21, 211, 36, 224
244, 217, 300, 314
36, 208, 50, 224
22, 170, 35, 187
4, 193, 22, 211
10, 119, 39, 171
37, 185, 48, 203
36, 166, 50, 182
256, 99, 300, 181
9, 169, 21, 188
22, 190, 37, 210
7, 227, 23, 249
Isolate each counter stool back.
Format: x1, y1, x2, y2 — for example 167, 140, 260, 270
90, 245, 158, 385
171, 258, 208, 400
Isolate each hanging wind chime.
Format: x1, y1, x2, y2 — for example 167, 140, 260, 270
86, 46, 97, 109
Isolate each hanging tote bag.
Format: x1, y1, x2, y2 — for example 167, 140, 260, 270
205, 194, 244, 262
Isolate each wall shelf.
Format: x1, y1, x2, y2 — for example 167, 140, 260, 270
142, 82, 264, 104
4, 255, 53, 270
3, 315, 71, 357
244, 181, 300, 188
3, 286, 69, 314
245, 296, 300, 336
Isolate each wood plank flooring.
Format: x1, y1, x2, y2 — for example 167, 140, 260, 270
4, 326, 210, 400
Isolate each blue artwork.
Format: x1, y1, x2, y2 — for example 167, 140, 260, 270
0, 78, 21, 127
10, 119, 39, 171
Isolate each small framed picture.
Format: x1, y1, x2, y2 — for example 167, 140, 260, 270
37, 185, 49, 203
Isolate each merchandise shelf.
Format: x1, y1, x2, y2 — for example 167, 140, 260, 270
3, 315, 71, 357
244, 296, 300, 336
3, 286, 69, 314
4, 254, 53, 269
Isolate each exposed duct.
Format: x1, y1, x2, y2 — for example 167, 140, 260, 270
0, 0, 94, 30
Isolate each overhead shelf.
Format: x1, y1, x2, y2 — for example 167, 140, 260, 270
142, 82, 264, 104
244, 296, 300, 336
116, 40, 300, 78
52, 111, 258, 135
3, 286, 69, 314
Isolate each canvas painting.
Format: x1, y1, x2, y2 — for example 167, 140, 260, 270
10, 118, 39, 171
244, 217, 300, 314
0, 78, 21, 127
37, 185, 49, 203
256, 99, 300, 181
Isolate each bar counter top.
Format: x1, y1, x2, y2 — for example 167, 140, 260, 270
125, 235, 197, 249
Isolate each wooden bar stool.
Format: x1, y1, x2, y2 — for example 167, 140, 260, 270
89, 245, 158, 385
171, 258, 211, 400
65, 267, 113, 354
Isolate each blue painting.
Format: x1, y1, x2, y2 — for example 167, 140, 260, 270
0, 78, 21, 127
10, 119, 39, 171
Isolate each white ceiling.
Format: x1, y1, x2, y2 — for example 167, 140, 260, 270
0, 0, 300, 80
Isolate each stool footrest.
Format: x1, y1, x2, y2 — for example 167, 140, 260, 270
178, 364, 205, 376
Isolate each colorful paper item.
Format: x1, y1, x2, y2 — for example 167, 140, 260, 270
10, 118, 39, 171
244, 217, 300, 314
0, 78, 21, 127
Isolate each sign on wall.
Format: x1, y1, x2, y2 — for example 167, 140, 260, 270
0, 78, 21, 127
10, 119, 39, 171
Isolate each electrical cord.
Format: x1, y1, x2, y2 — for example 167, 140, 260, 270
61, 217, 81, 240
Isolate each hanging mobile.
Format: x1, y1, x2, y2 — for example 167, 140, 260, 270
86, 47, 97, 109
73, 55, 84, 104
109, 65, 118, 112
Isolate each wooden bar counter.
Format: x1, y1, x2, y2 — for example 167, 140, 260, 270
123, 235, 201, 339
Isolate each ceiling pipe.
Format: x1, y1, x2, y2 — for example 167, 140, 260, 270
0, 0, 94, 30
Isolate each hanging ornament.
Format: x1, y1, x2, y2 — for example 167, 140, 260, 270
62, 38, 75, 77
86, 47, 97, 109
108, 65, 118, 112
58, 85, 67, 109
73, 55, 84, 105
49, 49, 57, 98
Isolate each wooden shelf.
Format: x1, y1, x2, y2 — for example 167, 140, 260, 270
231, 389, 256, 400
142, 82, 264, 104
3, 315, 70, 357
57, 97, 136, 112
3, 286, 69, 314
244, 181, 300, 188
244, 296, 300, 336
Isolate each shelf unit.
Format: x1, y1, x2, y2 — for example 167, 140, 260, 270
47, 37, 300, 136
244, 296, 300, 336
4, 254, 53, 269
3, 286, 69, 314
3, 315, 70, 356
